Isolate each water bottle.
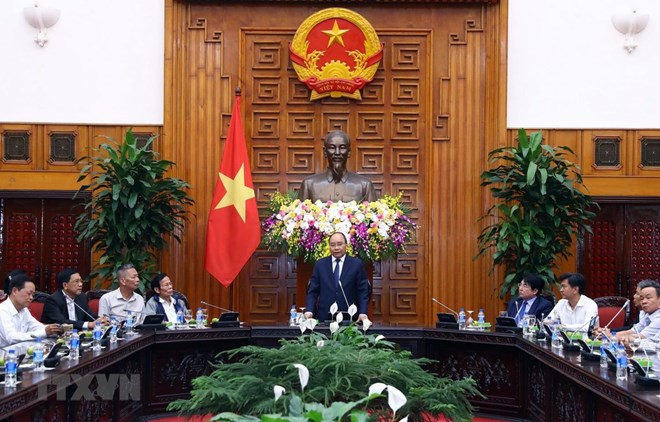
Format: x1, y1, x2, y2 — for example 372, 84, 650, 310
477, 308, 485, 330
125, 311, 134, 335
110, 317, 118, 344
176, 310, 184, 329
196, 307, 204, 328
551, 321, 562, 348
33, 338, 44, 372
289, 305, 298, 326
92, 323, 103, 350
69, 329, 80, 360
616, 342, 628, 381
600, 337, 609, 368
458, 308, 466, 330
4, 349, 18, 388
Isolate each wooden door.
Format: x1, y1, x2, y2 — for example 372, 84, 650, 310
0, 196, 90, 293
581, 202, 660, 316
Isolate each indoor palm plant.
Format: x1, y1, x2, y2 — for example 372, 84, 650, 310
74, 129, 194, 291
476, 129, 597, 298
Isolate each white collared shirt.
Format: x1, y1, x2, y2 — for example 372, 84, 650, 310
0, 299, 47, 348
159, 296, 178, 323
98, 288, 145, 323
634, 309, 660, 338
547, 295, 599, 332
63, 290, 90, 329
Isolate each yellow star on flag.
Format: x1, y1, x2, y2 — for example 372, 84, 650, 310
322, 20, 349, 48
214, 163, 255, 222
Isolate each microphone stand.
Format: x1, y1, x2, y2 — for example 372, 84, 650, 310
431, 298, 459, 319
603, 299, 630, 329
200, 301, 236, 314
72, 300, 98, 323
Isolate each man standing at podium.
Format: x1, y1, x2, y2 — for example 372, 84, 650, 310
299, 130, 377, 203
304, 232, 370, 322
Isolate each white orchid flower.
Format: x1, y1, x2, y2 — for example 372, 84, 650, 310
292, 364, 309, 390
375, 334, 385, 342
386, 385, 407, 417
316, 340, 325, 350
362, 318, 372, 331
299, 321, 307, 334
330, 302, 339, 316
400, 417, 408, 422
347, 304, 357, 318
329, 321, 340, 334
305, 318, 318, 331
368, 382, 387, 395
273, 385, 286, 401
336, 312, 344, 323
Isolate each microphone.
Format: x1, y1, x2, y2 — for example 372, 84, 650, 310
562, 315, 597, 352
72, 300, 97, 322
200, 301, 235, 313
603, 299, 630, 329
337, 281, 352, 313
512, 299, 524, 326
431, 298, 459, 318
535, 313, 546, 340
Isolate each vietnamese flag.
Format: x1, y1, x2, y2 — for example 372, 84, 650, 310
204, 90, 260, 287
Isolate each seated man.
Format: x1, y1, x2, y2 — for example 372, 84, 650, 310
546, 272, 599, 332
0, 274, 60, 348
42, 269, 101, 330
613, 280, 660, 344
145, 273, 186, 322
98, 263, 145, 323
506, 273, 554, 325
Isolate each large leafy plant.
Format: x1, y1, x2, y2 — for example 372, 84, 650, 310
168, 324, 480, 421
75, 129, 194, 291
477, 129, 597, 298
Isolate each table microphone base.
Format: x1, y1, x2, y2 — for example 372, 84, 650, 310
211, 321, 240, 328
562, 342, 581, 352
635, 374, 660, 387
580, 351, 601, 362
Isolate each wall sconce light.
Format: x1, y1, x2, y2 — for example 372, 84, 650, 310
612, 10, 650, 53
23, 2, 61, 47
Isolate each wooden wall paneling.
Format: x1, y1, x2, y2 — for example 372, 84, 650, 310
42, 125, 88, 172
0, 123, 37, 170
582, 130, 626, 176
633, 130, 660, 176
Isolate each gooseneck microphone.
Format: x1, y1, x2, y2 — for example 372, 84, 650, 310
431, 298, 459, 318
72, 300, 97, 322
200, 301, 236, 313
603, 299, 630, 329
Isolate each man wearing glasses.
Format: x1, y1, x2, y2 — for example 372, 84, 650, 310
42, 269, 102, 330
506, 273, 554, 326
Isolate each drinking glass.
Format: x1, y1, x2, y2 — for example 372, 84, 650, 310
629, 333, 641, 356
466, 310, 474, 328
183, 309, 193, 329
298, 307, 306, 324
201, 308, 209, 326
498, 311, 508, 318
524, 315, 537, 337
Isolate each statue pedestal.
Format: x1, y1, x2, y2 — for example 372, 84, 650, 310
296, 257, 374, 319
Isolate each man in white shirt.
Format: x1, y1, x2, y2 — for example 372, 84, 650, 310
546, 273, 599, 332
614, 280, 660, 343
98, 263, 145, 323
0, 274, 61, 348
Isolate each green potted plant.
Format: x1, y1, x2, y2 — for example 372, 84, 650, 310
168, 320, 480, 421
476, 129, 597, 298
75, 129, 194, 291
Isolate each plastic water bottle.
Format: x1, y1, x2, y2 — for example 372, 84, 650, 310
551, 321, 562, 348
458, 308, 466, 330
125, 311, 134, 335
92, 323, 103, 350
616, 342, 628, 381
477, 308, 485, 330
33, 338, 44, 372
110, 317, 118, 344
4, 349, 18, 388
600, 337, 609, 368
196, 307, 204, 328
176, 310, 184, 329
69, 329, 80, 360
289, 305, 298, 326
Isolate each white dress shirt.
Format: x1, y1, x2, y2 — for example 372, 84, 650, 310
0, 299, 47, 348
98, 288, 145, 323
159, 296, 178, 323
547, 295, 599, 332
635, 309, 660, 338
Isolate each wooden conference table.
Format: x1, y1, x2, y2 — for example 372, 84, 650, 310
0, 325, 658, 421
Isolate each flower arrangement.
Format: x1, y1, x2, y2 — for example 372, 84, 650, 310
261, 191, 416, 263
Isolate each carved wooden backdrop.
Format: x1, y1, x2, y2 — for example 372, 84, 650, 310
163, 1, 499, 324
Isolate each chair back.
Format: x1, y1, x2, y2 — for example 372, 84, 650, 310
594, 296, 630, 329
173, 291, 190, 310
86, 289, 110, 316
30, 291, 50, 322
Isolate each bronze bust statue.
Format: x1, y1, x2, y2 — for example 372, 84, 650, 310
299, 131, 377, 203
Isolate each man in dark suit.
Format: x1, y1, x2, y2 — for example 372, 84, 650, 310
304, 232, 371, 321
506, 273, 554, 326
42, 269, 100, 330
